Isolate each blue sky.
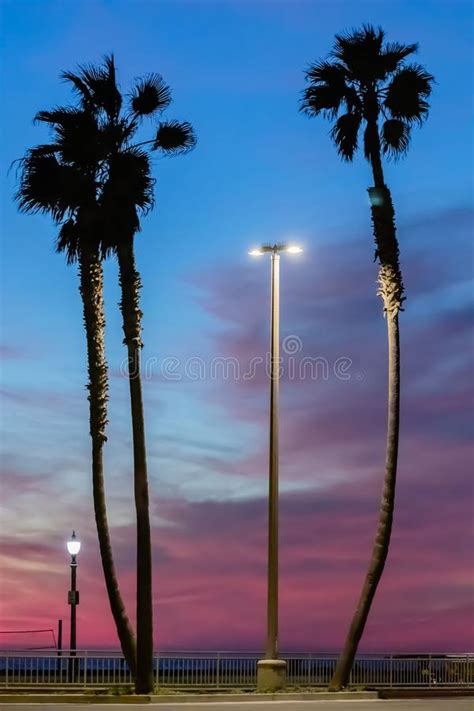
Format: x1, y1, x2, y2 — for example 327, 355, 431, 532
1, 0, 473, 651
2, 0, 472, 348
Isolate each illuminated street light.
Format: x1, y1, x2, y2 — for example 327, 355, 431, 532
249, 242, 303, 691
67, 532, 81, 557
66, 531, 80, 679
249, 243, 303, 257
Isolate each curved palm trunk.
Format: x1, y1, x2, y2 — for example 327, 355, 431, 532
329, 141, 404, 691
117, 240, 154, 695
78, 248, 137, 676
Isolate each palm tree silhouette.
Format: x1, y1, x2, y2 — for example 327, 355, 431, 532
15, 102, 137, 675
16, 57, 195, 693
301, 25, 433, 690
61, 57, 196, 693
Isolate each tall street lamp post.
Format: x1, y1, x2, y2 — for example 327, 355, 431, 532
249, 243, 302, 691
67, 531, 81, 680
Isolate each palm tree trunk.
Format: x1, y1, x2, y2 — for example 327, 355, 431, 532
117, 240, 154, 695
329, 144, 404, 690
78, 248, 137, 677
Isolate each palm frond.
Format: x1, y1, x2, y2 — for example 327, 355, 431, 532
301, 61, 354, 118
16, 153, 63, 217
380, 41, 418, 74
130, 73, 171, 116
381, 118, 411, 159
63, 56, 122, 118
61, 71, 92, 103
103, 54, 117, 88
16, 153, 92, 221
384, 63, 434, 124
28, 143, 61, 157
305, 60, 347, 85
331, 25, 416, 83
97, 54, 122, 119
153, 120, 196, 154
56, 217, 80, 263
301, 85, 343, 118
330, 112, 361, 161
332, 25, 385, 76
34, 107, 84, 125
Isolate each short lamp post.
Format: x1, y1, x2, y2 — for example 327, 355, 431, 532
249, 243, 302, 692
67, 531, 80, 679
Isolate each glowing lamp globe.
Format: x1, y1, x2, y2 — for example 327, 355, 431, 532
67, 531, 81, 556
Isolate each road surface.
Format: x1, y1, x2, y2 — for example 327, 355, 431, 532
1, 700, 473, 710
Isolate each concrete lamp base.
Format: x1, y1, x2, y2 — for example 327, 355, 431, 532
256, 658, 287, 692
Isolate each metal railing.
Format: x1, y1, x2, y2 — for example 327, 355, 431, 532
0, 650, 472, 688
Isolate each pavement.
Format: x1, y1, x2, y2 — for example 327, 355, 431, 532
1, 701, 473, 710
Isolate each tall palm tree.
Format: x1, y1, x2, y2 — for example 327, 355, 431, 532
15, 107, 137, 675
301, 25, 433, 690
62, 58, 196, 693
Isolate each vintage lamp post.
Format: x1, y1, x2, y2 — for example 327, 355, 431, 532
67, 531, 81, 664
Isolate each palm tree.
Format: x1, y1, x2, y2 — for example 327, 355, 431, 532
16, 59, 195, 692
61, 58, 196, 693
15, 106, 137, 675
301, 25, 433, 690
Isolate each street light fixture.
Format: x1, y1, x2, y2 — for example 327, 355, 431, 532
248, 243, 303, 257
67, 531, 80, 667
249, 242, 302, 691
67, 532, 81, 558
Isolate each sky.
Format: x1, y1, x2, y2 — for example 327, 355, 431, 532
0, 0, 473, 653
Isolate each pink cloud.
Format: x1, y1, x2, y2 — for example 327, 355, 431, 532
2, 454, 472, 652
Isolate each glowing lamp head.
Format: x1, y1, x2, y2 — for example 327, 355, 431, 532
249, 249, 264, 256
67, 531, 81, 557
286, 245, 303, 254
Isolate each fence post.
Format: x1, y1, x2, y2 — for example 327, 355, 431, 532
57, 620, 63, 656
156, 652, 160, 689
428, 654, 432, 688
83, 651, 87, 689
216, 653, 220, 689
389, 655, 393, 688
5, 656, 8, 688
